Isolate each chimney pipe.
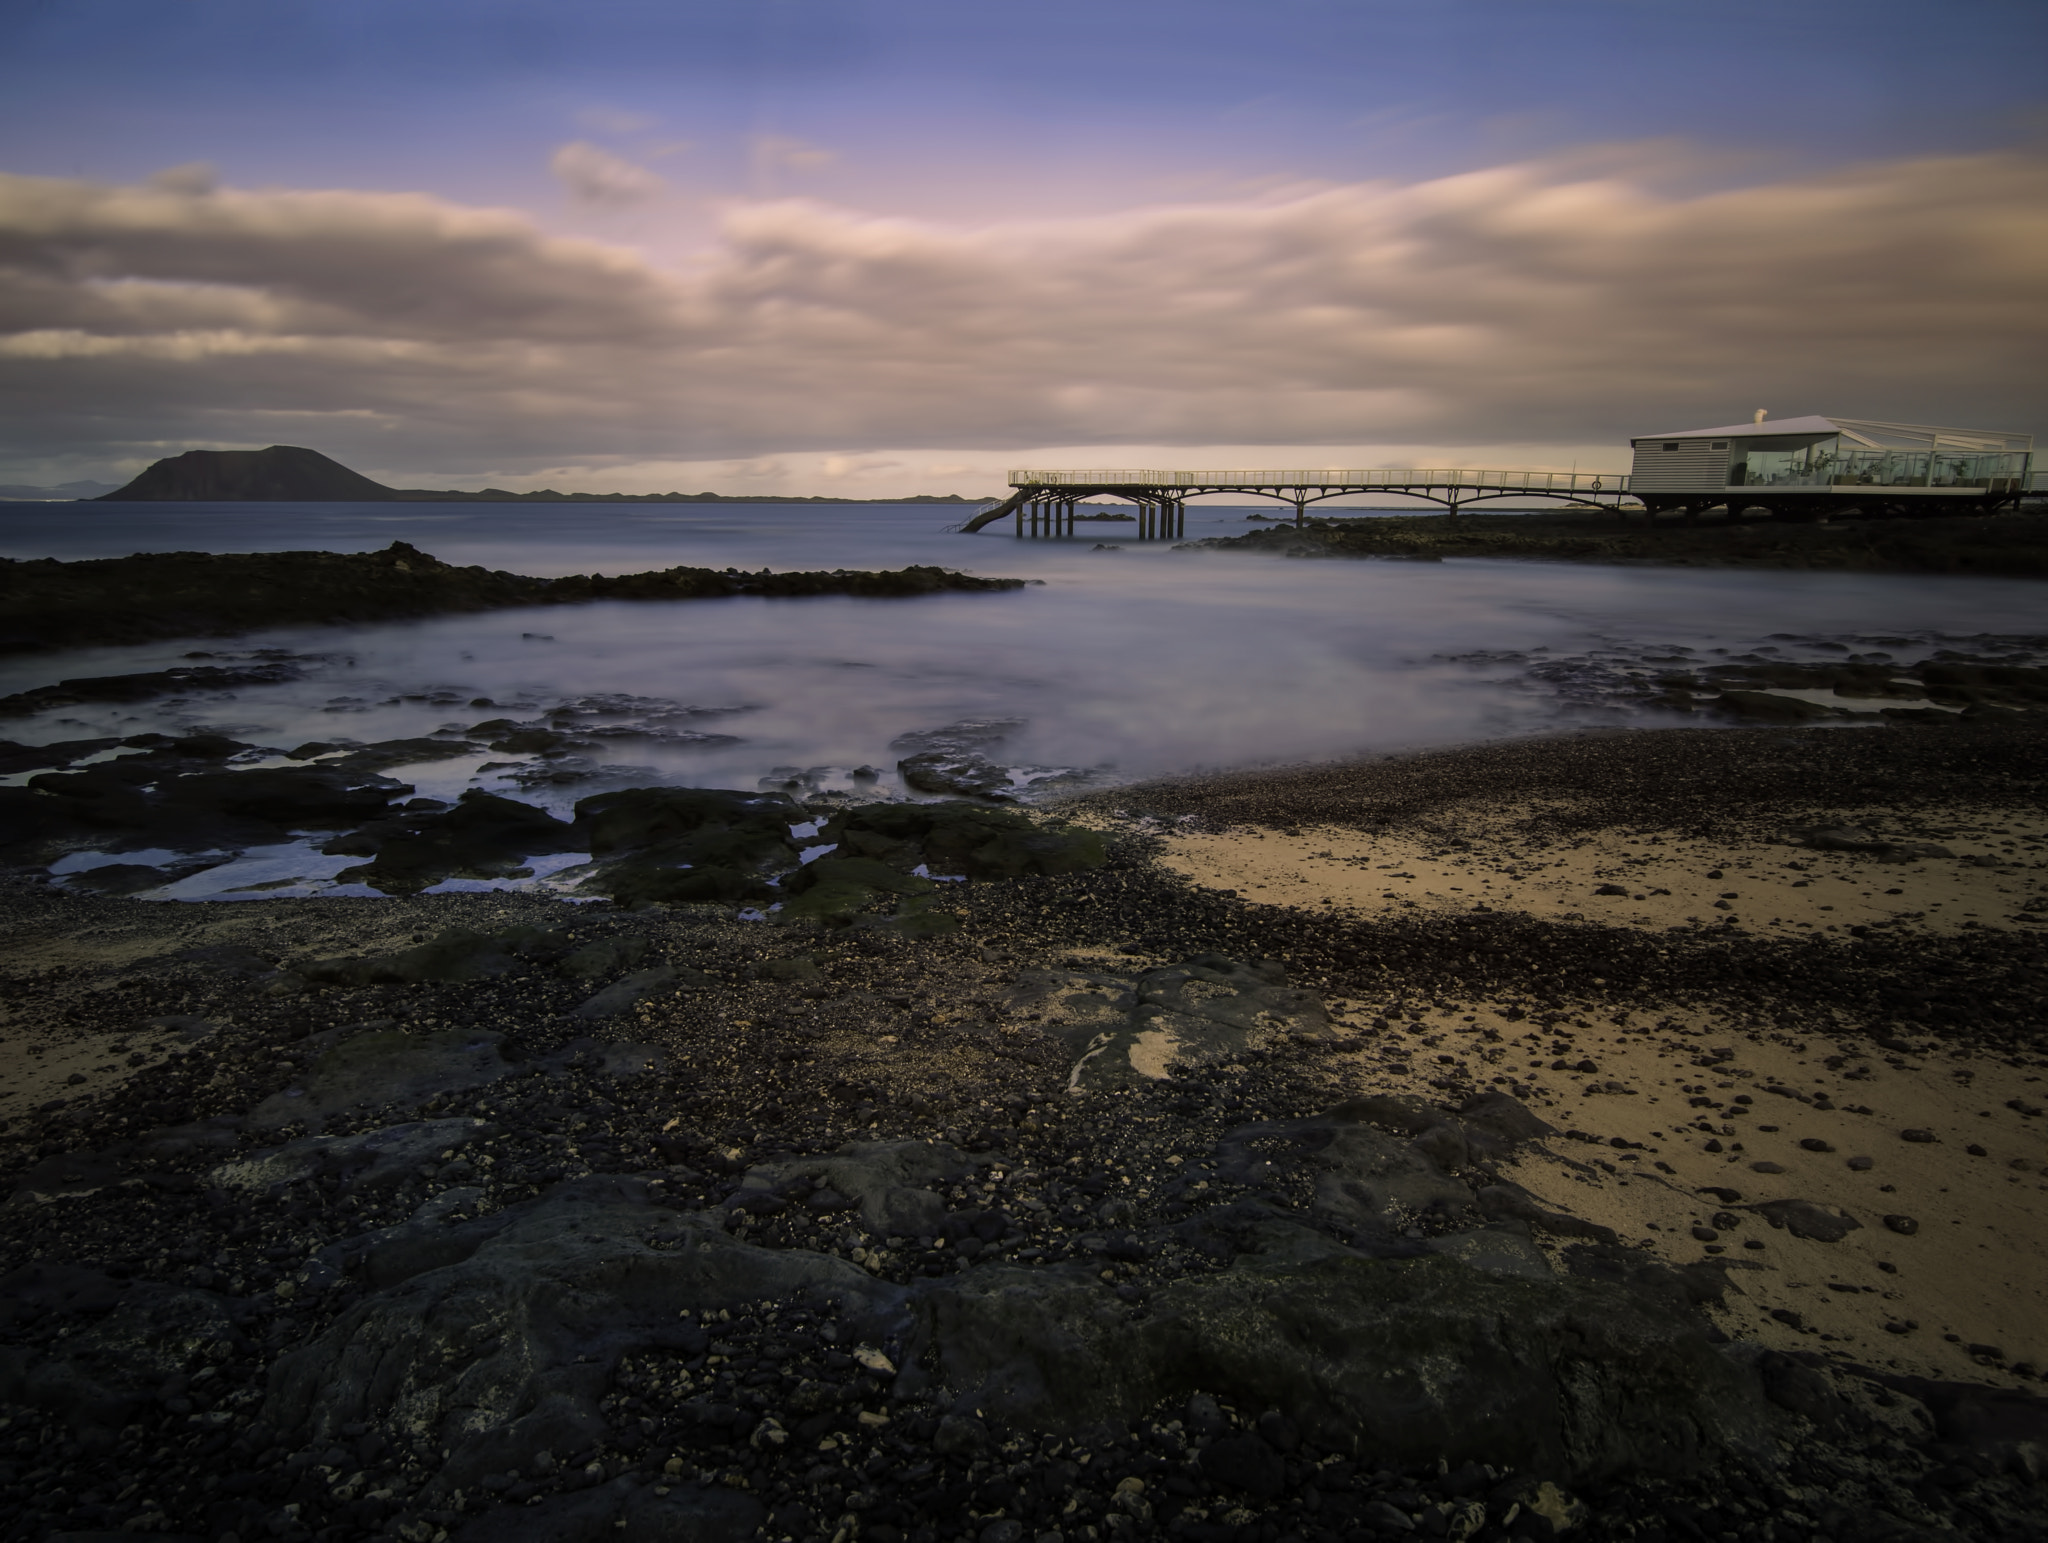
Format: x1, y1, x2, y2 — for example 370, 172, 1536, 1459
1753, 409, 1768, 424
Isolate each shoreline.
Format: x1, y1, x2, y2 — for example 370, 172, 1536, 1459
0, 540, 1027, 654
3, 719, 2046, 1539
1182, 507, 2048, 578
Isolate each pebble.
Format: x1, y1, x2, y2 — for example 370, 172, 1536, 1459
1882, 1215, 1920, 1236
1900, 1129, 1938, 1144
1749, 1161, 1787, 1175
1846, 1156, 1874, 1171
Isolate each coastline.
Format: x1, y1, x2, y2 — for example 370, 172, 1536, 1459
1184, 508, 2048, 578
0, 540, 1027, 654
3, 719, 2045, 1539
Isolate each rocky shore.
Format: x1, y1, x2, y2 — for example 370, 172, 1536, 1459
1183, 510, 2048, 578
0, 542, 1028, 654
2, 719, 2046, 1543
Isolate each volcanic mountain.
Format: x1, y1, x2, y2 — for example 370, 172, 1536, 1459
98, 446, 398, 501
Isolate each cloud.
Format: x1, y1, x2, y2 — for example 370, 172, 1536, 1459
575, 108, 659, 136
549, 141, 668, 207
752, 135, 838, 175
1, 147, 2044, 480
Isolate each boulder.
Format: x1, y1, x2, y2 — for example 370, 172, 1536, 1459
323, 790, 583, 894
571, 786, 800, 905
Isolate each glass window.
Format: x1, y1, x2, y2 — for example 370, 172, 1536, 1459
1738, 436, 1837, 487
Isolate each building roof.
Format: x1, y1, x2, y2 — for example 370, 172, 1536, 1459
1634, 415, 1839, 442
1633, 416, 2032, 452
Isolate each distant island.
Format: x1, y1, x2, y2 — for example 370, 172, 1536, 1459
92, 446, 988, 505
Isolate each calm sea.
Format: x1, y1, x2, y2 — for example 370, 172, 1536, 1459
3, 499, 2044, 814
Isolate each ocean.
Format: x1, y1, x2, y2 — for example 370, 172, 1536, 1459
3, 497, 2044, 857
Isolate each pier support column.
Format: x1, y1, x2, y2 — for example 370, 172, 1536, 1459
1293, 497, 1306, 528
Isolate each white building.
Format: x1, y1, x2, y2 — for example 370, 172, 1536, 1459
1629, 415, 2033, 512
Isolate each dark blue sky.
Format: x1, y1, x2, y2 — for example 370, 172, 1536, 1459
5, 0, 2042, 219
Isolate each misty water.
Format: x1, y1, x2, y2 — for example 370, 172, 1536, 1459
4, 499, 2046, 896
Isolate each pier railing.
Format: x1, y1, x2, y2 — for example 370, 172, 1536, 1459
1007, 469, 1629, 492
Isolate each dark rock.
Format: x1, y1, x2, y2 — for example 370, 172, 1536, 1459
0, 661, 301, 716
557, 936, 654, 979
303, 924, 573, 986
778, 855, 938, 926
1901, 1128, 1938, 1143
572, 786, 799, 905
246, 1025, 512, 1129
898, 750, 1016, 800
452, 1476, 763, 1543
933, 1413, 988, 1456
1201, 1434, 1286, 1497
1883, 1215, 1920, 1236
322, 791, 583, 895
823, 800, 1106, 879
572, 966, 687, 1019
1746, 1200, 1861, 1243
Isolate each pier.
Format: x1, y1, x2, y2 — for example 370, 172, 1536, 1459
958, 468, 1633, 537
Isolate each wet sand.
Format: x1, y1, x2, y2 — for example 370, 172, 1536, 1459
1083, 723, 2048, 1391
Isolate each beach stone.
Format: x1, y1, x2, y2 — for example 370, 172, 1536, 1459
1798, 1138, 1834, 1153
1847, 1156, 1874, 1171
933, 1414, 989, 1455
1747, 1200, 1860, 1243
1363, 1499, 1418, 1532
1748, 1162, 1787, 1175
1883, 1215, 1920, 1236
1200, 1434, 1285, 1497
1901, 1129, 1938, 1143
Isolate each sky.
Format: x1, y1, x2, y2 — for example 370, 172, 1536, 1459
1, 0, 2045, 496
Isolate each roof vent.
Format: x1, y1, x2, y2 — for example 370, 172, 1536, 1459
1753, 409, 1768, 424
